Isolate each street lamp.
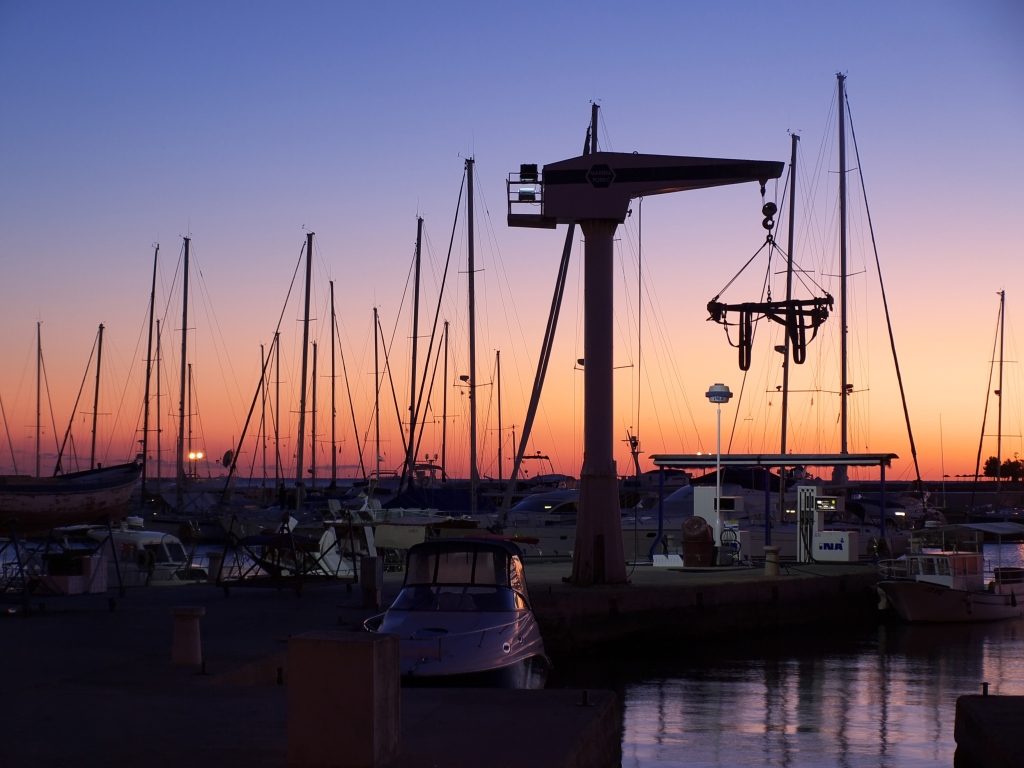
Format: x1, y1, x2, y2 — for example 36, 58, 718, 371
705, 383, 733, 518
188, 451, 204, 479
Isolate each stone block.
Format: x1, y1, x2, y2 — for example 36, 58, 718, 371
287, 631, 400, 768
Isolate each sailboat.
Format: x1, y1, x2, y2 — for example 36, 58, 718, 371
0, 324, 140, 536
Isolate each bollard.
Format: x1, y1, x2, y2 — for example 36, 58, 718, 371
361, 556, 383, 610
170, 606, 205, 666
288, 631, 400, 768
206, 551, 225, 584
764, 546, 781, 577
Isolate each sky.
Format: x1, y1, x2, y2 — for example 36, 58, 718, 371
0, 1, 1022, 483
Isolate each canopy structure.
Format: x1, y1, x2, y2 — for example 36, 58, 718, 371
650, 452, 898, 470
928, 522, 1024, 537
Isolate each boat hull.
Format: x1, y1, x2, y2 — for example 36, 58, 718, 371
402, 654, 549, 689
0, 463, 141, 536
879, 579, 1024, 623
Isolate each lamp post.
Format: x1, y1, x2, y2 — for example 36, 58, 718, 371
705, 384, 733, 518
188, 450, 204, 479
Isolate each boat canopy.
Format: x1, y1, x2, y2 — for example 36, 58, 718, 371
405, 539, 527, 594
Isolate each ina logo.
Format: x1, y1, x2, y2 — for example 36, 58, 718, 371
820, 538, 845, 551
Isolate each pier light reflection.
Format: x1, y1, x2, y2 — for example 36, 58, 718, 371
620, 621, 1024, 767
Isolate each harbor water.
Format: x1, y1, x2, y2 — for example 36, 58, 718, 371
558, 542, 1024, 768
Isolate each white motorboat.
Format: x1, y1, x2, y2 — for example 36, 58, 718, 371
877, 523, 1024, 622
366, 538, 549, 688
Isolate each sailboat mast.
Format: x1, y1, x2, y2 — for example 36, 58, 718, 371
187, 363, 193, 479
781, 134, 799, 456
467, 157, 479, 512
261, 344, 267, 488
442, 320, 449, 480
997, 290, 1005, 498
497, 349, 502, 482
838, 73, 849, 458
156, 320, 162, 492
176, 236, 191, 512
295, 232, 314, 489
36, 322, 41, 478
311, 341, 318, 489
374, 306, 381, 482
274, 331, 280, 487
90, 323, 104, 469
141, 243, 159, 502
407, 217, 423, 487
330, 281, 337, 488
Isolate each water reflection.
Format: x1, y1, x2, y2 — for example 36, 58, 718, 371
619, 621, 1024, 767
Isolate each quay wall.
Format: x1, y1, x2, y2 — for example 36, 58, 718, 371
531, 567, 880, 653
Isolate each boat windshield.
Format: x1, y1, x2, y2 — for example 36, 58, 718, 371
164, 542, 187, 563
407, 548, 509, 587
391, 585, 527, 612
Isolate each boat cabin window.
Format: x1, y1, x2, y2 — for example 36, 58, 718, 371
406, 547, 510, 588
920, 558, 937, 576
164, 542, 187, 563
398, 545, 531, 611
937, 559, 951, 576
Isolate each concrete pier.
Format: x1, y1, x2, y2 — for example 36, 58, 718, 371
0, 583, 620, 768
526, 561, 880, 652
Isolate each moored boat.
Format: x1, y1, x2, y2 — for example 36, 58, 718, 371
877, 523, 1024, 622
365, 538, 549, 688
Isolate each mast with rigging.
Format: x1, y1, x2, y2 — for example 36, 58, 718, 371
442, 320, 449, 480
467, 158, 479, 513
295, 232, 314, 492
374, 306, 381, 483
90, 323, 104, 469
330, 281, 337, 488
311, 341, 318, 489
141, 243, 158, 504
35, 322, 41, 478
156, 319, 162, 493
838, 72, 850, 478
780, 134, 799, 456
176, 236, 190, 512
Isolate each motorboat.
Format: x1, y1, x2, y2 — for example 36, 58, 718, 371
877, 522, 1024, 622
365, 538, 549, 688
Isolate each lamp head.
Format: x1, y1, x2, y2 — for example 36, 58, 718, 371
705, 383, 733, 404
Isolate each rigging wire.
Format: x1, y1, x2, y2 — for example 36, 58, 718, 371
53, 333, 99, 475
846, 91, 924, 494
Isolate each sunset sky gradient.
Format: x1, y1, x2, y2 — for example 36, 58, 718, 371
1, 1, 1021, 483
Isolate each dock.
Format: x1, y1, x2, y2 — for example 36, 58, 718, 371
0, 559, 879, 766
526, 560, 881, 652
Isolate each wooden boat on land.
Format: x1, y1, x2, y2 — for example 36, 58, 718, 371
0, 462, 141, 537
877, 523, 1024, 622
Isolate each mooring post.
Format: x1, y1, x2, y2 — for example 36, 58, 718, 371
105, 517, 125, 597
879, 461, 887, 538
764, 466, 772, 547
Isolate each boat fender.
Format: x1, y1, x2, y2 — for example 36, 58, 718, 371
876, 587, 888, 612
1012, 591, 1018, 608
965, 592, 973, 616
136, 549, 155, 571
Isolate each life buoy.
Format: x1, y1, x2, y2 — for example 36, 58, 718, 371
135, 549, 155, 570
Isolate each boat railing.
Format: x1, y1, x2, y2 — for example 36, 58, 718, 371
878, 559, 909, 579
